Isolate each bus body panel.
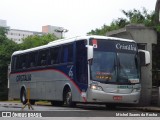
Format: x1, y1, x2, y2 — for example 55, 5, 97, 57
9, 69, 83, 102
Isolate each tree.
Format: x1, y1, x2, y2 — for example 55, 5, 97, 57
20, 33, 58, 49
87, 8, 157, 35
0, 27, 19, 100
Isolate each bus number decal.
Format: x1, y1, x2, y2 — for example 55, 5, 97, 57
68, 65, 73, 78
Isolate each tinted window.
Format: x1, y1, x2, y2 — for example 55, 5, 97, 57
15, 56, 20, 69
61, 44, 73, 63
38, 49, 49, 66
19, 54, 28, 69
28, 52, 38, 68
11, 56, 17, 71
50, 47, 61, 65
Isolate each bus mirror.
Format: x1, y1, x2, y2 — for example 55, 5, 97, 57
138, 49, 150, 66
86, 45, 93, 60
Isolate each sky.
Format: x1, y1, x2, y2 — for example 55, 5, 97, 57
0, 0, 157, 38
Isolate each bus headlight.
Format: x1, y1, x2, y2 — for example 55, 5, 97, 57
132, 87, 141, 92
90, 84, 103, 91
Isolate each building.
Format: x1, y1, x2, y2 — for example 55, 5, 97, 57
0, 19, 7, 27
42, 25, 68, 38
0, 19, 67, 44
7, 29, 43, 44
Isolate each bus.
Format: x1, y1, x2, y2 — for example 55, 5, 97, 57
9, 35, 150, 107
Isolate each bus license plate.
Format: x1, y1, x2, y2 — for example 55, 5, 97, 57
113, 96, 122, 101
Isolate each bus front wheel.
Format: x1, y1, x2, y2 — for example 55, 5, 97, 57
20, 88, 27, 105
63, 88, 76, 107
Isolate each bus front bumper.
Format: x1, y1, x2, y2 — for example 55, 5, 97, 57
87, 89, 140, 104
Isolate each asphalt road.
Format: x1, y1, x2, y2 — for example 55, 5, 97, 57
0, 101, 159, 119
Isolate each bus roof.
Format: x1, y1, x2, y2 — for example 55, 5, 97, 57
12, 35, 136, 56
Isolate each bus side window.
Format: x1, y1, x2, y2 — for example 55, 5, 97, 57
28, 52, 38, 68
68, 44, 73, 62
50, 47, 61, 65
19, 54, 28, 69
38, 49, 49, 66
61, 44, 73, 63
15, 56, 20, 70
11, 56, 17, 71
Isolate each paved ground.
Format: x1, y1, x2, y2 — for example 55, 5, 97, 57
0, 101, 159, 119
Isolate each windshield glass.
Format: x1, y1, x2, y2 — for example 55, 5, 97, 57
118, 53, 139, 84
90, 39, 140, 84
91, 51, 117, 83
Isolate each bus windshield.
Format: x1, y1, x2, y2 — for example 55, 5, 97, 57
90, 39, 140, 84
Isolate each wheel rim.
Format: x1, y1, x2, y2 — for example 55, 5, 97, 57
65, 91, 71, 105
22, 91, 26, 103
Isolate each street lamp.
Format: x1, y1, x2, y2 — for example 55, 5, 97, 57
55, 28, 68, 39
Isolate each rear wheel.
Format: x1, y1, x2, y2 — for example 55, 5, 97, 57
20, 88, 27, 105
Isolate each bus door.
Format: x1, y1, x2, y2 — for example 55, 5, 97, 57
76, 40, 88, 92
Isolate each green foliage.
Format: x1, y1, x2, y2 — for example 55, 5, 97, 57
20, 33, 58, 49
88, 8, 156, 35
0, 27, 8, 43
88, 19, 129, 36
0, 27, 19, 100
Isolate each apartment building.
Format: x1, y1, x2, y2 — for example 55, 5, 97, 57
0, 19, 7, 27
0, 19, 67, 44
7, 29, 43, 44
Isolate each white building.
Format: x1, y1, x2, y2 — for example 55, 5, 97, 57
0, 19, 67, 44
7, 29, 43, 44
0, 19, 7, 27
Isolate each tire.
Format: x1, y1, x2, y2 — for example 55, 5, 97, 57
63, 88, 76, 107
20, 88, 27, 105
